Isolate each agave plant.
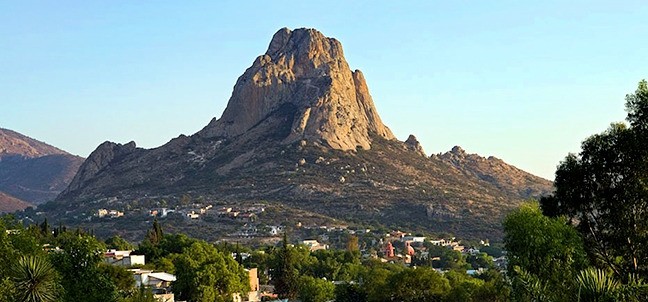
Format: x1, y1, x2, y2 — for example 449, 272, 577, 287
616, 274, 648, 302
512, 266, 551, 301
11, 255, 59, 302
576, 268, 620, 302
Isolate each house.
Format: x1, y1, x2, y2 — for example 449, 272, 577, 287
96, 209, 108, 218
108, 210, 124, 218
452, 245, 465, 252
429, 239, 451, 246
231, 268, 261, 302
130, 269, 176, 302
402, 236, 426, 243
464, 247, 481, 255
302, 240, 328, 252
389, 230, 407, 239
104, 249, 146, 267
267, 225, 283, 236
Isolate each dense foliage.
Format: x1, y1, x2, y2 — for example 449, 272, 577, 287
541, 80, 648, 278
506, 80, 648, 301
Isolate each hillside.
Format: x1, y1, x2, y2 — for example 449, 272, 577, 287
0, 128, 68, 158
47, 28, 552, 240
0, 192, 32, 213
0, 128, 84, 206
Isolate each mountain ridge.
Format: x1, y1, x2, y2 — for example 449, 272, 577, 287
0, 128, 69, 158
0, 128, 84, 208
49, 28, 552, 240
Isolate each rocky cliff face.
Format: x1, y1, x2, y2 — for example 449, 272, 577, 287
0, 128, 84, 206
199, 28, 395, 150
405, 134, 426, 156
60, 141, 137, 196
51, 28, 552, 240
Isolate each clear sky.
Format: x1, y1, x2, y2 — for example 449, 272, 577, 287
2, 1, 646, 180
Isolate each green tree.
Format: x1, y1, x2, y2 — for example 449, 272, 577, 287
120, 286, 156, 302
39, 219, 51, 239
172, 241, 249, 302
297, 275, 335, 302
50, 232, 119, 302
346, 235, 359, 252
10, 255, 60, 302
105, 235, 134, 250
444, 270, 483, 302
270, 233, 299, 300
384, 266, 450, 302
359, 261, 403, 302
504, 202, 588, 301
472, 269, 510, 302
97, 263, 135, 295
541, 80, 648, 277
334, 282, 367, 302
0, 217, 45, 301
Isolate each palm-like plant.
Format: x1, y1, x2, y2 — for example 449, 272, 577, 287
11, 255, 59, 302
576, 268, 620, 302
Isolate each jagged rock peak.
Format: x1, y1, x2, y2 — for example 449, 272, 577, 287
59, 141, 137, 197
199, 27, 395, 151
405, 134, 426, 156
451, 146, 466, 155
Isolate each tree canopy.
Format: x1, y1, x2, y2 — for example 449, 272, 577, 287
541, 80, 648, 277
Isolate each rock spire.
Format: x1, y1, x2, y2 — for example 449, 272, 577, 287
199, 27, 395, 150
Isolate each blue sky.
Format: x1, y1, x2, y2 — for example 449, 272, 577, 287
2, 1, 646, 179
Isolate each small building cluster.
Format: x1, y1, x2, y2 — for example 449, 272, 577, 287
95, 209, 124, 218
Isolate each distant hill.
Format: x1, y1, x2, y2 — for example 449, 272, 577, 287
0, 128, 84, 208
0, 128, 68, 158
0, 191, 32, 213
48, 28, 552, 240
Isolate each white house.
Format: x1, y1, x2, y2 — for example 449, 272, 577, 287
104, 250, 146, 267
130, 269, 176, 302
302, 240, 328, 252
401, 236, 426, 243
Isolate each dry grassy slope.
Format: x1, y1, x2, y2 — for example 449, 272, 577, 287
51, 108, 552, 240
0, 191, 32, 213
0, 128, 68, 158
0, 128, 85, 205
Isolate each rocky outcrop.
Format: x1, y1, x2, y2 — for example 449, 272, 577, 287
405, 134, 426, 156
60, 141, 137, 196
199, 28, 395, 150
435, 146, 553, 198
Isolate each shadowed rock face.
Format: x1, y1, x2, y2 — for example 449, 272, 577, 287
199, 27, 395, 150
59, 141, 137, 197
405, 134, 426, 156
